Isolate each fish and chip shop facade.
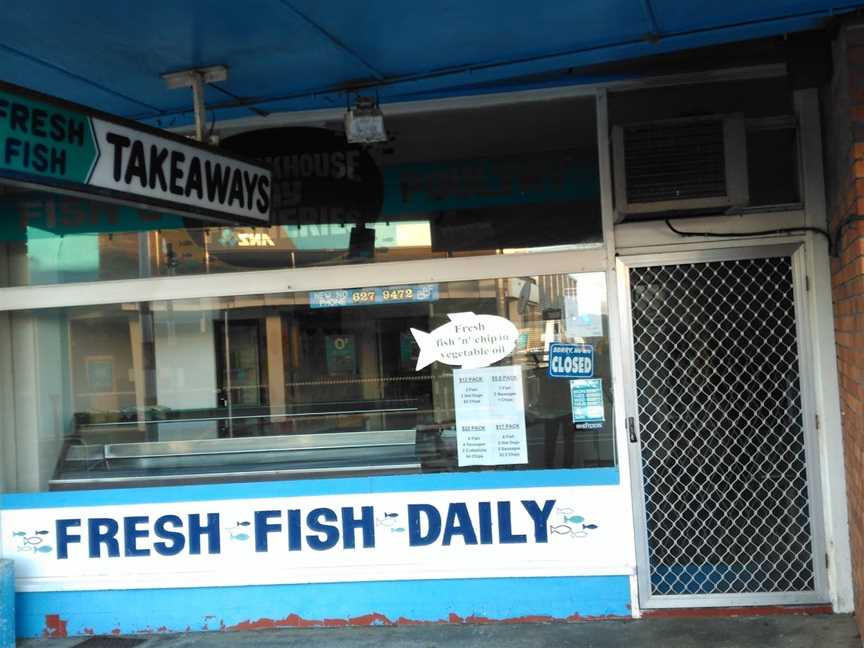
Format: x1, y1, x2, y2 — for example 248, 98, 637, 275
0, 3, 861, 640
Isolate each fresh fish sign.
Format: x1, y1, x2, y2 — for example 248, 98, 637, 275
0, 81, 271, 224
2, 485, 631, 593
410, 312, 518, 370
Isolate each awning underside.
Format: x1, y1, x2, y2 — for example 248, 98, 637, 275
0, 1, 860, 126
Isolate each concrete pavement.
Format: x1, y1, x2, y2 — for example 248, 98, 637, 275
15, 613, 860, 647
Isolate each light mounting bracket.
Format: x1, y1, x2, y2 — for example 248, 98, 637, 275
161, 65, 229, 142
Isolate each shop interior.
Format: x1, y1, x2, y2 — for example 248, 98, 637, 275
0, 95, 620, 490
44, 270, 615, 488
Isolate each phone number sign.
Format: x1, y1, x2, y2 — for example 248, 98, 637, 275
310, 283, 439, 309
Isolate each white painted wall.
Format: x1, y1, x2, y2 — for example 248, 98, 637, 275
10, 311, 72, 492
3, 240, 72, 492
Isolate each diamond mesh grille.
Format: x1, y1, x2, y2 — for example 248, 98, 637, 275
630, 257, 815, 596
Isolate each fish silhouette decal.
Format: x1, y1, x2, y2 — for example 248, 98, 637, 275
13, 529, 53, 553
549, 510, 600, 540
410, 312, 518, 370
225, 522, 251, 542
376, 513, 401, 528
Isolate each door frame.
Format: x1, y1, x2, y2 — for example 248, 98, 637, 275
617, 242, 829, 609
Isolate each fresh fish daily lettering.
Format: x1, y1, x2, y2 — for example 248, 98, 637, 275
52, 500, 556, 559
5, 488, 623, 590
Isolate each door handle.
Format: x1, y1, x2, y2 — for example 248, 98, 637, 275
627, 417, 638, 443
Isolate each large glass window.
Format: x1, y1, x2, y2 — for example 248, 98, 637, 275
0, 96, 600, 286
0, 94, 611, 492
9, 271, 614, 491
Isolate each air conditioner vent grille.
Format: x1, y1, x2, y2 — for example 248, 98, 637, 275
623, 120, 726, 204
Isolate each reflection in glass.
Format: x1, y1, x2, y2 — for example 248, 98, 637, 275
14, 273, 614, 491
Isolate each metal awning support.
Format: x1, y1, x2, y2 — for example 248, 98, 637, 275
161, 64, 229, 142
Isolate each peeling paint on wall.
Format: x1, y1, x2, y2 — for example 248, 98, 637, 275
42, 614, 67, 638
17, 575, 633, 638
224, 610, 630, 631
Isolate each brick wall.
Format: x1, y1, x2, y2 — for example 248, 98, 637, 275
826, 20, 864, 635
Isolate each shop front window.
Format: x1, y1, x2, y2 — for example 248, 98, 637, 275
10, 271, 614, 491
0, 96, 600, 286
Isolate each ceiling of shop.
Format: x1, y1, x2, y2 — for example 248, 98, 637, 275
0, 1, 860, 128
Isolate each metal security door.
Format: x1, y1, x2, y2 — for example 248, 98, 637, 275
623, 248, 827, 608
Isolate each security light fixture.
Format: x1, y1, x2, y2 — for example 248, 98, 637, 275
345, 96, 388, 144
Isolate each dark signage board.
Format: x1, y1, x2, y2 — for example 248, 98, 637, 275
0, 81, 271, 224
222, 127, 383, 225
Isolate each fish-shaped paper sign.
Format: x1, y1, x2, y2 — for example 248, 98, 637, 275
410, 312, 519, 370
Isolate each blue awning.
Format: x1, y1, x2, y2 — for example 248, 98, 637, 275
0, 1, 860, 127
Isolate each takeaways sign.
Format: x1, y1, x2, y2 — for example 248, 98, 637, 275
0, 82, 271, 223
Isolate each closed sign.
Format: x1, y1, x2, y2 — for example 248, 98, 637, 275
548, 343, 594, 378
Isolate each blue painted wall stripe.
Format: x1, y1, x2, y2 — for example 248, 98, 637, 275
15, 576, 631, 637
0, 561, 14, 647
1, 468, 618, 510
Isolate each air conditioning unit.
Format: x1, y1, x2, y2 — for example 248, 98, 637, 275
612, 115, 749, 217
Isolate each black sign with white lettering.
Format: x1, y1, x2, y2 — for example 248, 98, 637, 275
222, 127, 383, 225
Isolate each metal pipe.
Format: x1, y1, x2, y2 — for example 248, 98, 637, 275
191, 71, 207, 142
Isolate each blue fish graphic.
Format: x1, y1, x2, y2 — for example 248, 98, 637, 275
35, 530, 50, 535
563, 515, 584, 524
35, 546, 52, 553
384, 512, 399, 518
12, 531, 25, 537
550, 524, 572, 535
583, 524, 598, 530
236, 521, 251, 527
231, 533, 249, 541
390, 527, 406, 533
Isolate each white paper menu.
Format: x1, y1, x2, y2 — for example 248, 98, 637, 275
454, 365, 528, 466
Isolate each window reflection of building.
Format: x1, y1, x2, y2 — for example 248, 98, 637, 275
53, 271, 614, 488
0, 96, 613, 491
